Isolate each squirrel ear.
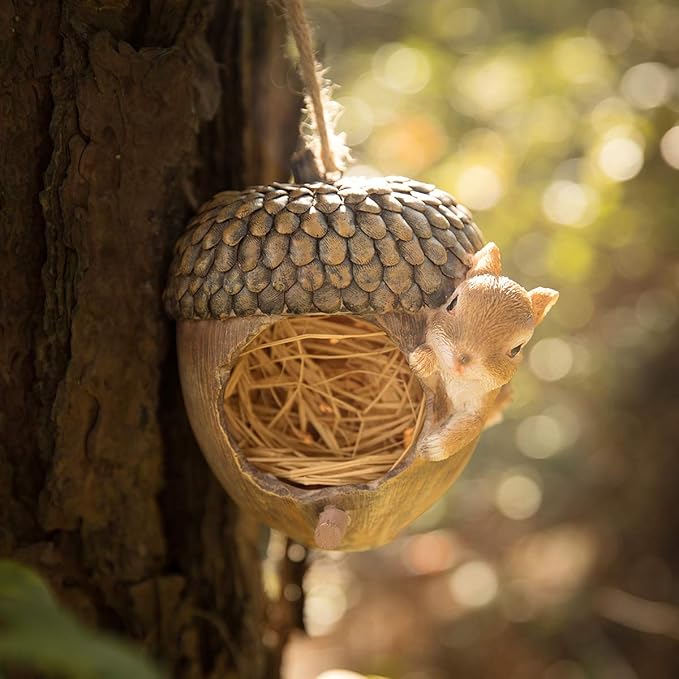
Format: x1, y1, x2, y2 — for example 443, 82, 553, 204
528, 288, 559, 325
468, 242, 502, 277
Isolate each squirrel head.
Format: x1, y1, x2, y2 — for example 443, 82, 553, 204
426, 242, 559, 393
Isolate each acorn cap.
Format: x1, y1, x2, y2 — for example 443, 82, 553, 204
164, 176, 483, 319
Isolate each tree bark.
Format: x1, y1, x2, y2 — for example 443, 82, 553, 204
0, 1, 299, 676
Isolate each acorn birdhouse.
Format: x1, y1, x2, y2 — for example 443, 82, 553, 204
161, 0, 512, 550
163, 176, 485, 550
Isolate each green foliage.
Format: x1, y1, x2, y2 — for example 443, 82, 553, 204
0, 560, 164, 679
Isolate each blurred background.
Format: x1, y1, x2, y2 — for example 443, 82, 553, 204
278, 1, 679, 677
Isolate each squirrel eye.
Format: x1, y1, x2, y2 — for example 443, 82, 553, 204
508, 344, 523, 358
447, 295, 458, 312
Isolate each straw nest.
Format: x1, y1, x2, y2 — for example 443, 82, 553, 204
223, 315, 425, 487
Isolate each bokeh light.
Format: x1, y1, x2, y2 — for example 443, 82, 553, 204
373, 43, 431, 94
620, 62, 674, 110
660, 125, 679, 170
553, 37, 609, 85
432, 6, 490, 46
284, 583, 302, 602
401, 531, 458, 575
305, 582, 348, 636
507, 524, 598, 600
495, 472, 543, 520
454, 164, 504, 210
448, 560, 499, 608
288, 543, 307, 562
541, 181, 598, 226
451, 53, 531, 118
529, 337, 574, 381
597, 137, 644, 181
516, 414, 565, 459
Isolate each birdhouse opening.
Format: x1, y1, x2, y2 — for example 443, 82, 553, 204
222, 315, 425, 488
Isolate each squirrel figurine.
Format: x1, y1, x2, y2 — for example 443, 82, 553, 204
408, 242, 559, 462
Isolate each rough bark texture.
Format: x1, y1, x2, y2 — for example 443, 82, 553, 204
0, 1, 299, 676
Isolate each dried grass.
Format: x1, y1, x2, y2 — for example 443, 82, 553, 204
223, 316, 425, 487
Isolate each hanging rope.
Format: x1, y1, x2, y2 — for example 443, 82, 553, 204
282, 0, 350, 180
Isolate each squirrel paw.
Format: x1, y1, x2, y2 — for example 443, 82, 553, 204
408, 345, 438, 379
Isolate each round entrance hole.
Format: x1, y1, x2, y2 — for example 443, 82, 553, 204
223, 315, 425, 488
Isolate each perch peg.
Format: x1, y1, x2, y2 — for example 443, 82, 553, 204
314, 506, 350, 550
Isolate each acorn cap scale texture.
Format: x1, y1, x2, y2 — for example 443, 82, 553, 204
164, 177, 483, 318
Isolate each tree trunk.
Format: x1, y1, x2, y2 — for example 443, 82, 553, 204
0, 1, 299, 676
